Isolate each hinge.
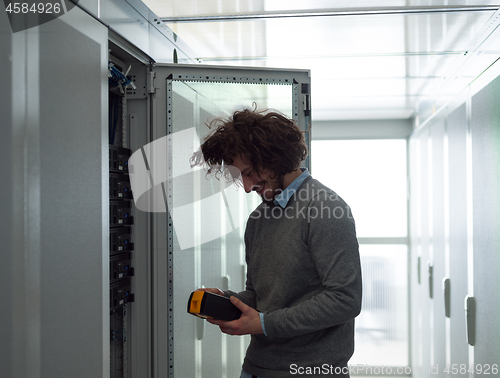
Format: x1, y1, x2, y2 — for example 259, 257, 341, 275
147, 71, 156, 94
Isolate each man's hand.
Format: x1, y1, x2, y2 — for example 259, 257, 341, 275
207, 296, 263, 336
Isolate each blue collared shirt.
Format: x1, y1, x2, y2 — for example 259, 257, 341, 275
258, 168, 310, 337
273, 168, 310, 208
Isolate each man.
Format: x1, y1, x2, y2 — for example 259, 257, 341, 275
191, 107, 362, 378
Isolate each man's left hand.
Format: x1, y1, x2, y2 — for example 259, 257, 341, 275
207, 296, 263, 336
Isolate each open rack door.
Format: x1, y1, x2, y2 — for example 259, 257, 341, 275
142, 64, 311, 378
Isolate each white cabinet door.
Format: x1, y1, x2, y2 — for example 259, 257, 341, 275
1, 5, 109, 378
147, 64, 311, 378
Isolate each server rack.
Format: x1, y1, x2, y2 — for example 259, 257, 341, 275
107, 35, 312, 377
108, 57, 136, 378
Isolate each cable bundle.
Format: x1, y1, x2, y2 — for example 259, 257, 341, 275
108, 62, 136, 93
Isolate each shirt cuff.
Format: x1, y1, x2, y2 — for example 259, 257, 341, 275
259, 312, 268, 336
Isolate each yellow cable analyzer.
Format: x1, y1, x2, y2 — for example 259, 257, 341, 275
187, 291, 242, 321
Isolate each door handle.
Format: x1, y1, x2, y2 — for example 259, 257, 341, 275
417, 256, 421, 284
428, 261, 433, 299
465, 295, 476, 346
443, 278, 450, 317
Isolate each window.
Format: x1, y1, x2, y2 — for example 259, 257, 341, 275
312, 139, 409, 368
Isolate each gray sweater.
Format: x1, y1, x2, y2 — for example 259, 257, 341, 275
227, 176, 362, 378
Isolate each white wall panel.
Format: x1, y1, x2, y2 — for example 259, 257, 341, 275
410, 63, 500, 378
0, 7, 14, 378
447, 103, 469, 377
430, 119, 446, 376
39, 15, 107, 377
419, 129, 432, 378
471, 74, 500, 370
410, 128, 433, 378
0, 5, 109, 378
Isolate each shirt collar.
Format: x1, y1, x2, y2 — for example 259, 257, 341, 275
273, 168, 310, 208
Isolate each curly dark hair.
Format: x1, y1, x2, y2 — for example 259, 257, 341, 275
190, 107, 308, 182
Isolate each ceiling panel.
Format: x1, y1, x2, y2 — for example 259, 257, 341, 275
142, 0, 500, 121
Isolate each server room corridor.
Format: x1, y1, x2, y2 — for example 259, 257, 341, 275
1, 1, 499, 377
